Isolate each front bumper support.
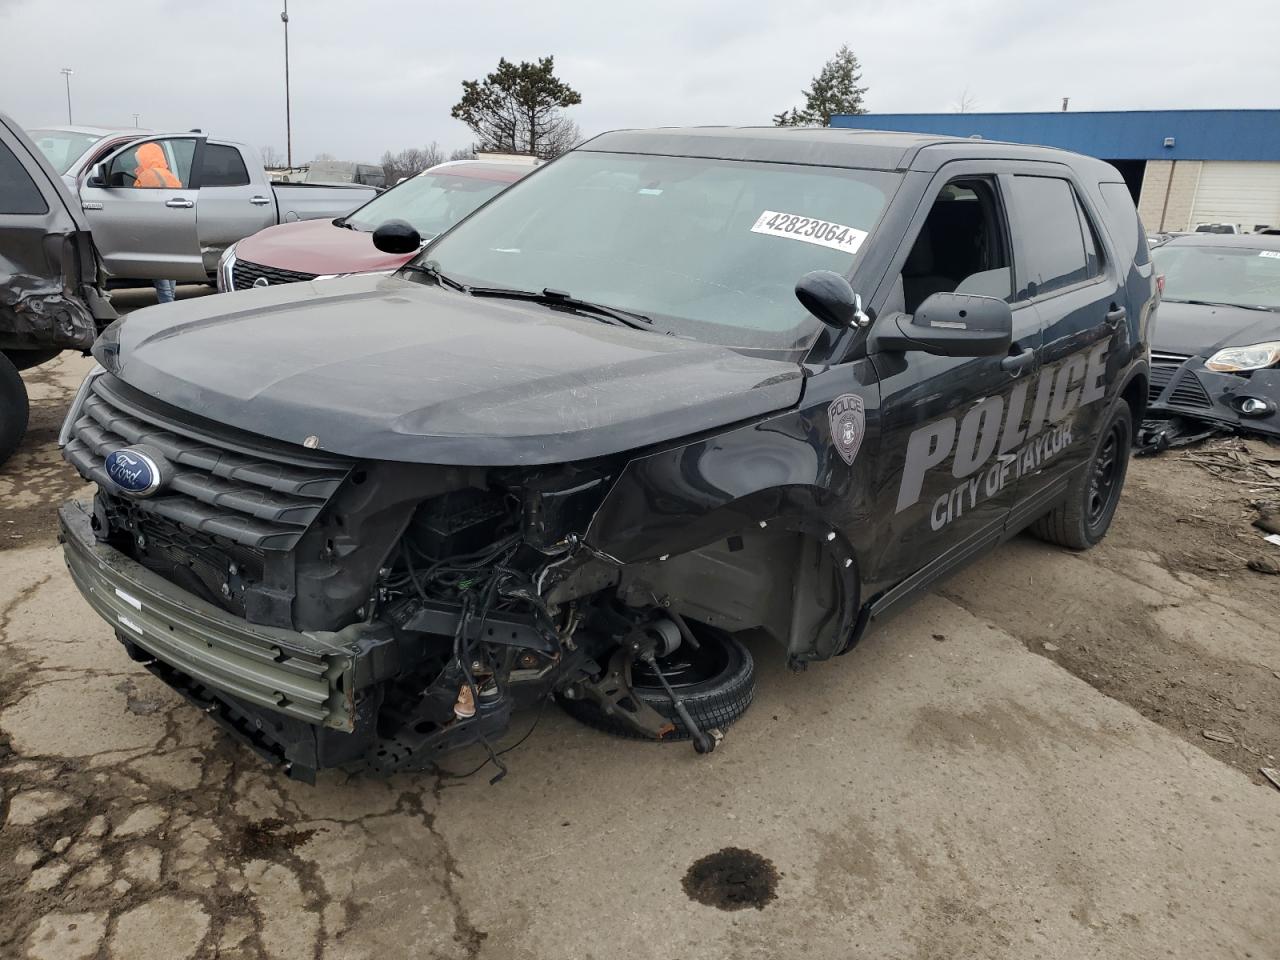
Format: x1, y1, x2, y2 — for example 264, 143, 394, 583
59, 500, 392, 732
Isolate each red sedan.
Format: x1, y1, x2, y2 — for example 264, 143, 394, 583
218, 160, 532, 291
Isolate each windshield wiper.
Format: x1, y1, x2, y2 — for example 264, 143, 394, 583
1164, 298, 1275, 312
400, 260, 466, 291
466, 286, 653, 330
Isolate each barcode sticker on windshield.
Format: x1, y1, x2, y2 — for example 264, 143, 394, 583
750, 211, 867, 254
1259, 250, 1280, 259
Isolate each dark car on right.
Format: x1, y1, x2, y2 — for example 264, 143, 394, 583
1146, 234, 1280, 439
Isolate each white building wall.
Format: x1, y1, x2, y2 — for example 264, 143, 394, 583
1188, 161, 1280, 231
1139, 159, 1280, 232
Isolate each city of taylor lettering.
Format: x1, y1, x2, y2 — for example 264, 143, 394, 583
895, 337, 1111, 532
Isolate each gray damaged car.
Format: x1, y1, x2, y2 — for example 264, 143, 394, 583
0, 111, 116, 466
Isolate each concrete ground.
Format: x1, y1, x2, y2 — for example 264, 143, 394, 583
2, 305, 1278, 959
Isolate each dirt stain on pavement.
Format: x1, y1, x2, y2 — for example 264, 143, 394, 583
682, 847, 779, 911
235, 818, 318, 857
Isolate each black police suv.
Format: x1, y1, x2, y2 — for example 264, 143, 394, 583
60, 128, 1156, 780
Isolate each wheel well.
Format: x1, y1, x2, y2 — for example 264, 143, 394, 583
1120, 372, 1148, 440
609, 525, 859, 663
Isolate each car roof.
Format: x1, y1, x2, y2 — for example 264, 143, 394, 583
26, 124, 142, 136
579, 125, 1111, 174
420, 160, 531, 183
1160, 233, 1280, 251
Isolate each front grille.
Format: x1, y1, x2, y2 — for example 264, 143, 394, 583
1168, 373, 1213, 408
1147, 353, 1209, 407
1148, 361, 1178, 403
107, 499, 264, 617
63, 374, 350, 550
231, 258, 317, 290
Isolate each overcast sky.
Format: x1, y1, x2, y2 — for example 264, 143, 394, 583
2, 0, 1276, 163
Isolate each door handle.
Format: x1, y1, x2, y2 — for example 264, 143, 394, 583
1001, 347, 1037, 375
165, 198, 194, 208
1105, 305, 1127, 325
249, 196, 271, 206
81, 201, 103, 211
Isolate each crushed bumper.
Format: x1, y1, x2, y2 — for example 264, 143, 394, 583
59, 500, 390, 733
1146, 356, 1280, 440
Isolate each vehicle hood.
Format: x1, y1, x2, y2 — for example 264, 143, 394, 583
234, 219, 412, 276
101, 274, 804, 465
1153, 300, 1280, 357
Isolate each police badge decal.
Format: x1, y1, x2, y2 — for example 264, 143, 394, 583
829, 394, 866, 466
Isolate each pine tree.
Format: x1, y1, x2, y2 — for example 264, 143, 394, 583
773, 45, 868, 127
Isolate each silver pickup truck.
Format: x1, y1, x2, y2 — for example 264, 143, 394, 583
55, 131, 375, 282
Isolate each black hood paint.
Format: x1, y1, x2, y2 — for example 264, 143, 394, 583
1153, 299, 1280, 357
103, 274, 803, 465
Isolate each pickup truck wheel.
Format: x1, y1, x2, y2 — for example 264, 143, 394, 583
2, 348, 61, 371
560, 627, 755, 741
1030, 400, 1132, 550
0, 352, 31, 468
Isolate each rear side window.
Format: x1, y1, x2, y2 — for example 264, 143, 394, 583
0, 139, 50, 215
1010, 175, 1092, 296
1099, 181, 1150, 267
200, 144, 250, 187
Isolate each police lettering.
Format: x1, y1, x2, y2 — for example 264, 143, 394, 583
897, 337, 1110, 516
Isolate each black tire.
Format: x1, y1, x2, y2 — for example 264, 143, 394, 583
560, 628, 755, 741
0, 352, 31, 468
2, 348, 61, 371
1030, 400, 1133, 550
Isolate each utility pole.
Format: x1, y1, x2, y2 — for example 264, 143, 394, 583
281, 0, 292, 170
1061, 97, 1070, 112
131, 113, 139, 128
60, 68, 73, 124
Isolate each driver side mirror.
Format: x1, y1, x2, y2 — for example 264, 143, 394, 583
795, 270, 870, 329
85, 162, 108, 188
372, 219, 422, 254
881, 292, 1013, 357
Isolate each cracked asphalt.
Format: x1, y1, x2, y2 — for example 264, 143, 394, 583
2, 303, 1278, 959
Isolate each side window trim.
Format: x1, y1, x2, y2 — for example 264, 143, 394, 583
1001, 169, 1107, 305
200, 142, 251, 189
0, 134, 51, 216
103, 135, 205, 189
890, 171, 1019, 313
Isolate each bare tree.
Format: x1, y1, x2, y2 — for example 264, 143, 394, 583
312, 152, 337, 162
261, 145, 285, 168
380, 142, 447, 183
953, 88, 978, 113
448, 146, 476, 162
539, 117, 582, 159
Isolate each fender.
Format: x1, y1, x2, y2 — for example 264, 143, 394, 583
585, 398, 876, 663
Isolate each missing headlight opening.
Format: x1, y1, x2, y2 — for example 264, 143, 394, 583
363, 464, 763, 777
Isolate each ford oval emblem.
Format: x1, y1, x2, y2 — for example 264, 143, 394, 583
104, 448, 163, 498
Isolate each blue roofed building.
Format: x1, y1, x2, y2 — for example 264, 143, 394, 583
830, 109, 1280, 233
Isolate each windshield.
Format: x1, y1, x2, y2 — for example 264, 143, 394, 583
28, 129, 105, 174
346, 171, 512, 236
418, 151, 898, 352
1154, 244, 1280, 310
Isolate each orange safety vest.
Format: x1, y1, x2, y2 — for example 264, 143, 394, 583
133, 143, 181, 189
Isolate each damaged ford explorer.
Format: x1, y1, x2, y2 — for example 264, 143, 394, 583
59, 128, 1156, 781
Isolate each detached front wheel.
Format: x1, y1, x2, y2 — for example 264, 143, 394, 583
1030, 400, 1133, 550
0, 352, 30, 469
559, 627, 755, 741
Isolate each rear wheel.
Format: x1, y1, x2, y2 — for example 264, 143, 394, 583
2, 348, 60, 371
559, 628, 755, 740
0, 352, 31, 468
1030, 401, 1132, 550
